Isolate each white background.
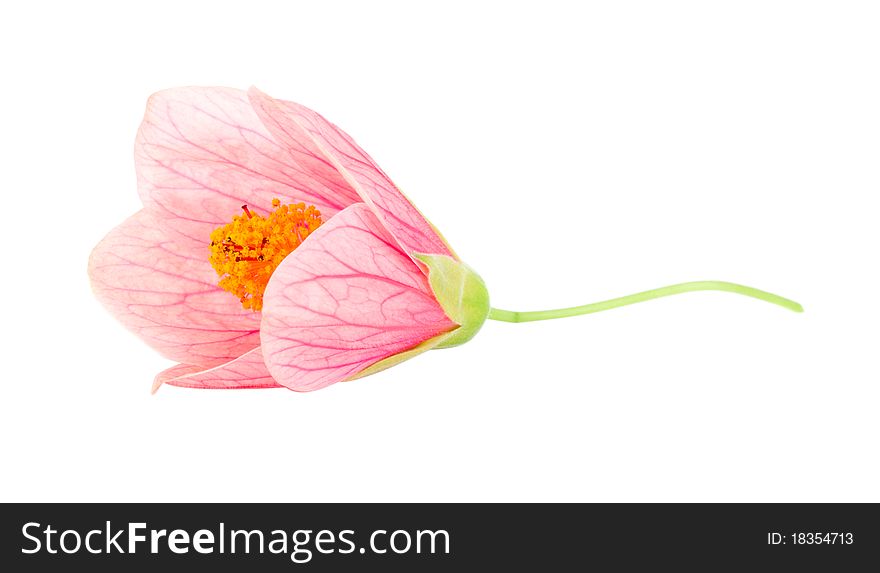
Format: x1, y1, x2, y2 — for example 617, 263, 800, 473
1, 1, 877, 502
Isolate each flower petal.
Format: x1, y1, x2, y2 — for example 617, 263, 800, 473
260, 203, 458, 391
136, 86, 361, 249
88, 210, 261, 366
345, 330, 457, 381
247, 87, 456, 258
152, 347, 279, 392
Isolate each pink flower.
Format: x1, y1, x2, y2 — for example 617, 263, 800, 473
89, 87, 489, 392
90, 87, 803, 395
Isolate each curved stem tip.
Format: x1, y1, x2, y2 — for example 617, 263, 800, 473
487, 281, 803, 323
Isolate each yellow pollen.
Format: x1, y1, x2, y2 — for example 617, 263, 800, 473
209, 199, 323, 311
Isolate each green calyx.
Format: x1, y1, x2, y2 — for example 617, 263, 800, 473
413, 253, 490, 349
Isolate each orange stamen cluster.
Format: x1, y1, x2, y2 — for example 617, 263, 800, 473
209, 198, 323, 311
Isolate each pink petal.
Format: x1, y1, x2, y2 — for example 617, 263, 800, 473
152, 348, 279, 392
136, 86, 361, 250
247, 87, 456, 259
260, 203, 457, 391
89, 210, 261, 366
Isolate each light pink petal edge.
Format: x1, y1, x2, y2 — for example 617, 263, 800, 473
260, 203, 457, 391
88, 210, 261, 366
152, 347, 279, 392
247, 87, 456, 259
136, 86, 361, 256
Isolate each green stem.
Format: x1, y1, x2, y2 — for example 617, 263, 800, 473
487, 281, 803, 323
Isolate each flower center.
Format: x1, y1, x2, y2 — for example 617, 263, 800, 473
209, 198, 322, 311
